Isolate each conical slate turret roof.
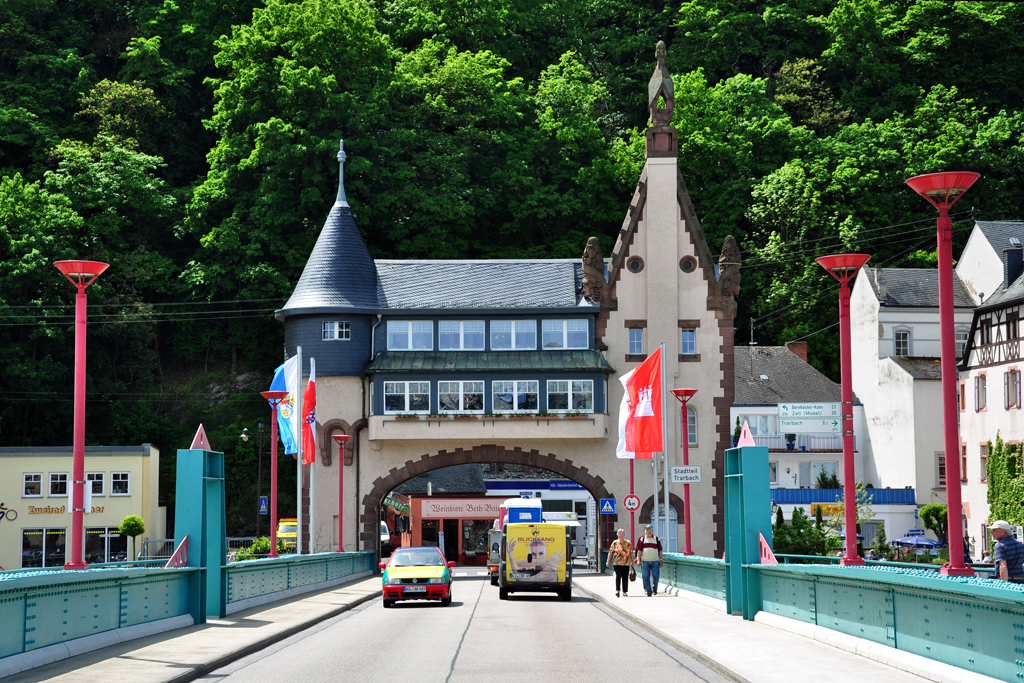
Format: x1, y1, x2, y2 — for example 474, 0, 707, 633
278, 141, 378, 316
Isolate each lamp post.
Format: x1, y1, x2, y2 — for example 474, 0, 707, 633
670, 388, 697, 555
241, 424, 267, 537
906, 171, 980, 576
332, 434, 352, 552
261, 391, 288, 558
816, 253, 872, 566
55, 260, 109, 570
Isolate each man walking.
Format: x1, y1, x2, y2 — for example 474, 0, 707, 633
990, 520, 1024, 583
635, 524, 663, 596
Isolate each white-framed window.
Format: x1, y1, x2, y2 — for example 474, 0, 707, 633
546, 380, 595, 412
439, 321, 485, 350
86, 472, 104, 496
23, 473, 41, 497
811, 462, 838, 484
681, 329, 696, 355
976, 374, 988, 411
322, 321, 351, 341
955, 328, 969, 358
49, 473, 68, 497
541, 320, 588, 349
937, 453, 946, 486
387, 321, 433, 350
1006, 369, 1022, 409
383, 381, 430, 413
111, 472, 130, 496
492, 380, 539, 412
438, 381, 484, 412
894, 329, 910, 356
490, 320, 537, 350
687, 406, 697, 446
628, 329, 644, 355
22, 528, 66, 568
769, 461, 778, 485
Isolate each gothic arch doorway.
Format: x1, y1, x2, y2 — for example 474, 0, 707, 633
360, 445, 617, 556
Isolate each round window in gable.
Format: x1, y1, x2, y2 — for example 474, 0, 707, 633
626, 256, 645, 273
680, 256, 698, 273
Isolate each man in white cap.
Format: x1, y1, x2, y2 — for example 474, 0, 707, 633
990, 520, 1024, 583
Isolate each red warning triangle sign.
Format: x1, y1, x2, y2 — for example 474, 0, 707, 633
759, 532, 778, 565
190, 424, 212, 451
736, 420, 756, 447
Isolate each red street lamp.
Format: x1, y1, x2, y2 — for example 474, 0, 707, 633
261, 390, 288, 558
332, 434, 352, 552
816, 253, 871, 566
906, 171, 980, 576
670, 388, 697, 555
54, 260, 109, 570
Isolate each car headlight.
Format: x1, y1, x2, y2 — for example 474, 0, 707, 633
428, 577, 445, 584
387, 578, 402, 585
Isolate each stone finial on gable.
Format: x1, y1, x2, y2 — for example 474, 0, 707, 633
581, 236, 607, 303
336, 139, 349, 207
708, 235, 742, 319
646, 40, 678, 157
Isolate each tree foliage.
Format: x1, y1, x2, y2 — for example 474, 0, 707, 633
919, 503, 948, 543
987, 433, 1024, 526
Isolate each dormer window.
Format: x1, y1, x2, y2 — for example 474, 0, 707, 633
387, 321, 433, 350
439, 321, 485, 350
542, 320, 588, 349
490, 320, 537, 350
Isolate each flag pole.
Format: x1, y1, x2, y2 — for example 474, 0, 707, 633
652, 345, 660, 543
661, 341, 670, 547
629, 460, 635, 544
309, 357, 315, 553
295, 345, 303, 555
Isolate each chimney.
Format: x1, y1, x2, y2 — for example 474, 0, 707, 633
785, 341, 808, 362
1004, 248, 1024, 290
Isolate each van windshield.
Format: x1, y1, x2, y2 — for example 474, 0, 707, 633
390, 549, 444, 567
279, 525, 297, 533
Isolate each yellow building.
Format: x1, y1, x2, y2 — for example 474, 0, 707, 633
0, 444, 165, 570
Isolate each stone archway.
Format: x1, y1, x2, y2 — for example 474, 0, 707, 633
360, 444, 617, 552
638, 492, 685, 524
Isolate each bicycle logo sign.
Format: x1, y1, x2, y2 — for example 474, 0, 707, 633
0, 503, 17, 523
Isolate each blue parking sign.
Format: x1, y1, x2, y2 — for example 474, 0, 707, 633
599, 498, 615, 514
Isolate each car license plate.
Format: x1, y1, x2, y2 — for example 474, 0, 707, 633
509, 573, 532, 580
404, 586, 427, 592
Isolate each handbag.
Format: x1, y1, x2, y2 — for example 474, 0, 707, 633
629, 566, 637, 582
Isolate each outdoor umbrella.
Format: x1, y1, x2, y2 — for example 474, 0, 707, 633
894, 536, 942, 548
838, 531, 864, 540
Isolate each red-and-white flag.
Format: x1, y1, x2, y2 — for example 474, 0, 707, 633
616, 346, 663, 458
302, 358, 316, 465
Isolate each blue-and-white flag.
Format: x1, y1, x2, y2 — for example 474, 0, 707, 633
270, 356, 298, 455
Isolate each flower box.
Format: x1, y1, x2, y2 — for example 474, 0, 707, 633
452, 415, 479, 421
394, 415, 420, 421
506, 414, 537, 420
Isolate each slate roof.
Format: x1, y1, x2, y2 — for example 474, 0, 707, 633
977, 271, 1024, 310
867, 268, 976, 308
733, 346, 850, 405
393, 464, 487, 495
889, 357, 942, 380
975, 221, 1024, 260
365, 350, 615, 374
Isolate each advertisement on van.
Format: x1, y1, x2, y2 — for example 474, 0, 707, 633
505, 525, 567, 583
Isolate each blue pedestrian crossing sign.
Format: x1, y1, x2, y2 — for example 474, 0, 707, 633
599, 498, 615, 514
259, 496, 269, 515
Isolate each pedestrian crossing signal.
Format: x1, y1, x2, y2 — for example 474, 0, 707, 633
599, 498, 615, 514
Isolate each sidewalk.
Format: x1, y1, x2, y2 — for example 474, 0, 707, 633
573, 575, 998, 683
4, 575, 381, 683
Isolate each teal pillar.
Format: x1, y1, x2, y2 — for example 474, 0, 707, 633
723, 444, 772, 620
174, 448, 226, 623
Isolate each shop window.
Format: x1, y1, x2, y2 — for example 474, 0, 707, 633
546, 379, 594, 412
85, 527, 127, 564
87, 472, 104, 496
383, 381, 430, 413
492, 380, 539, 413
438, 380, 484, 413
111, 472, 130, 496
49, 473, 67, 497
22, 528, 66, 568
23, 473, 41, 498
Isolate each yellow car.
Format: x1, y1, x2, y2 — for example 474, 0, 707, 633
379, 546, 454, 608
277, 518, 298, 550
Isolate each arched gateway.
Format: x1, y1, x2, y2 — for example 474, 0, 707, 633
275, 42, 740, 559
359, 445, 616, 549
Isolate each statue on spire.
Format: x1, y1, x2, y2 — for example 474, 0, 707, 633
646, 40, 678, 157
581, 236, 607, 303
336, 139, 349, 207
708, 235, 742, 319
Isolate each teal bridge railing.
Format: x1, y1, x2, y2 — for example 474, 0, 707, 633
660, 553, 727, 601
225, 551, 376, 613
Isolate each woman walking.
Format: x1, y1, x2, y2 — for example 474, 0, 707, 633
606, 528, 634, 597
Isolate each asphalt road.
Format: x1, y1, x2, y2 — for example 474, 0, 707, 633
200, 573, 732, 683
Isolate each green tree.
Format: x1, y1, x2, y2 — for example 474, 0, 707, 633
773, 506, 827, 558
773, 59, 852, 136
118, 514, 146, 561
873, 520, 890, 560
814, 465, 841, 489
988, 434, 1024, 526
919, 503, 948, 543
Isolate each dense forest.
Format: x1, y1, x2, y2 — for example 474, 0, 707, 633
3, 0, 1024, 532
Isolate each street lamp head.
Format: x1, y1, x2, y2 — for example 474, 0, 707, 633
54, 260, 109, 289
671, 388, 697, 404
332, 434, 352, 446
816, 254, 872, 285
905, 172, 980, 211
261, 390, 288, 405
241, 428, 250, 442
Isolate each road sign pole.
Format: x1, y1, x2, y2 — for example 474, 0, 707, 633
629, 459, 635, 545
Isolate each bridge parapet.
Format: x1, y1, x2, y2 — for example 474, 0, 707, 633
225, 551, 375, 614
660, 554, 727, 601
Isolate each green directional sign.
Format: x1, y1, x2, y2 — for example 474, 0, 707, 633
778, 402, 840, 418
778, 417, 841, 434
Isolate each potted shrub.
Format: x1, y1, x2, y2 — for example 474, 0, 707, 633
453, 413, 478, 421
563, 411, 587, 419
508, 412, 535, 420
785, 433, 796, 450
395, 413, 420, 421
426, 413, 448, 421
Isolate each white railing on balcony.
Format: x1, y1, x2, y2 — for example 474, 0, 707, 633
748, 434, 852, 451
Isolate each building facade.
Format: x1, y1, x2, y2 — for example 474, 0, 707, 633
275, 43, 740, 557
0, 445, 165, 570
